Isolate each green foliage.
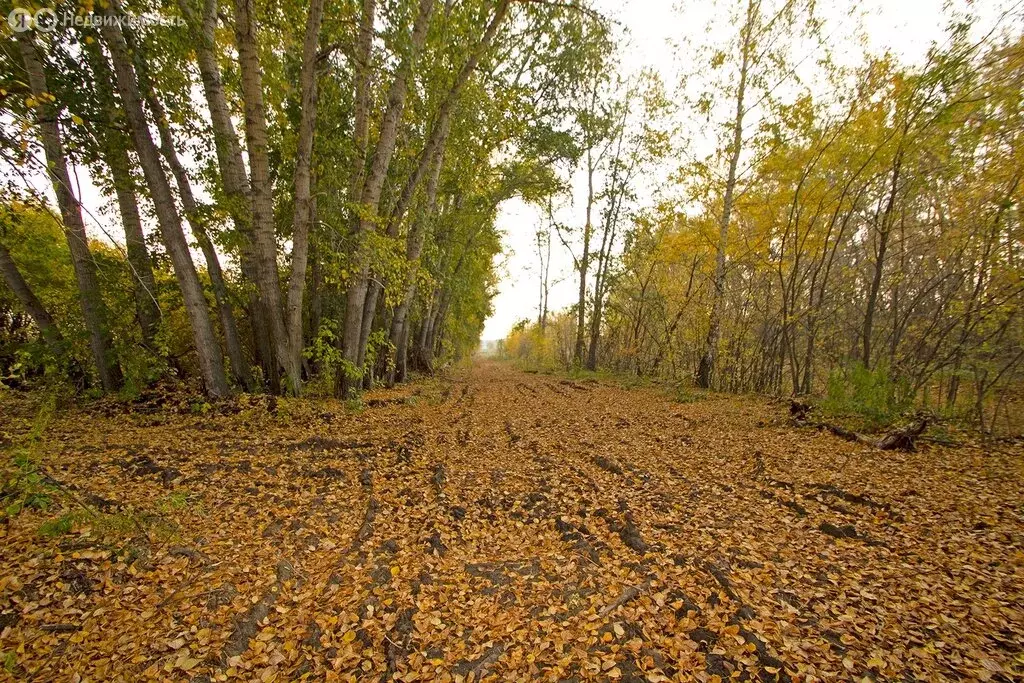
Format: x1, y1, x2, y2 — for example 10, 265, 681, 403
39, 506, 179, 544
1, 396, 57, 521
0, 204, 78, 386
299, 321, 345, 395
189, 399, 212, 415
3, 473, 53, 519
38, 513, 76, 537
339, 359, 363, 385
0, 203, 167, 392
305, 322, 344, 368
823, 362, 911, 430
161, 491, 191, 510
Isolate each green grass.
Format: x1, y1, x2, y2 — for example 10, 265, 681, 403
159, 490, 202, 513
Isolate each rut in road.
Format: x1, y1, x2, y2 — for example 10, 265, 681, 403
1, 361, 1021, 682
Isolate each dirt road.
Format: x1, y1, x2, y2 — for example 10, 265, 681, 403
1, 361, 1021, 681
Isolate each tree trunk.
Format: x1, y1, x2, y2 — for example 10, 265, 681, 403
107, 143, 160, 345
586, 115, 629, 372
696, 0, 754, 390
100, 130, 161, 348
335, 0, 376, 398
283, 0, 326, 393
307, 170, 323, 355
537, 230, 550, 331
415, 290, 441, 373
539, 199, 556, 333
0, 239, 64, 352
86, 40, 161, 348
122, 24, 248, 387
574, 145, 594, 367
179, 0, 276, 392
233, 0, 288, 385
349, 0, 376, 216
586, 233, 606, 371
18, 34, 123, 391
101, 13, 230, 398
339, 0, 438, 395
388, 126, 448, 386
142, 82, 253, 391
863, 155, 901, 369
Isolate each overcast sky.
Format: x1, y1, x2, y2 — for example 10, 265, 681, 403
480, 0, 1019, 340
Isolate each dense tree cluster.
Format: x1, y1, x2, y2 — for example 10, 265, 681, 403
1, 0, 607, 397
506, 2, 1023, 434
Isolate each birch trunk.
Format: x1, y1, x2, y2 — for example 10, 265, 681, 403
105, 140, 160, 347
282, 0, 326, 393
18, 35, 123, 391
388, 127, 449, 385
86, 40, 161, 347
179, 0, 277, 391
101, 13, 230, 398
338, 0, 438, 395
139, 79, 253, 390
233, 0, 288, 380
334, 0, 376, 398
696, 0, 755, 389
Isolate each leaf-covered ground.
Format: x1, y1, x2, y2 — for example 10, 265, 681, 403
1, 361, 1022, 682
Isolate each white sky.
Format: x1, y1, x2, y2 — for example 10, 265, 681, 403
480, 0, 1020, 340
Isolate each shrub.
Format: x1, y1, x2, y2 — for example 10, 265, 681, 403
823, 362, 911, 429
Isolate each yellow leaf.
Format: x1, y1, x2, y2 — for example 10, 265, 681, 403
342, 630, 357, 643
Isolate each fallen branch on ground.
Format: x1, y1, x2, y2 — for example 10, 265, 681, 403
790, 401, 929, 451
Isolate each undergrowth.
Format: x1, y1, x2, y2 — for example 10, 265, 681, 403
822, 362, 912, 431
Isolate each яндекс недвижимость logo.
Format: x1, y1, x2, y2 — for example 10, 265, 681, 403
8, 6, 184, 33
